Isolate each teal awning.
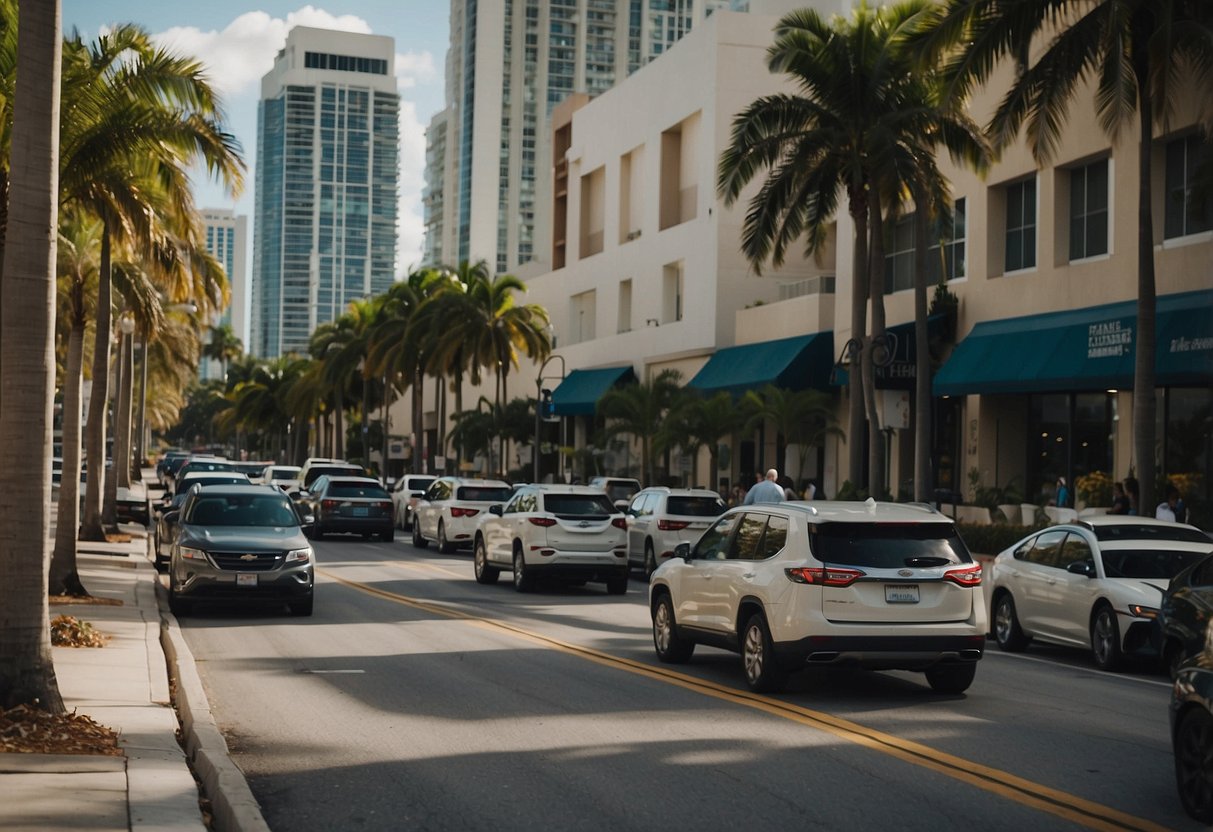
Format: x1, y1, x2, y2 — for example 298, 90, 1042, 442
688, 332, 834, 397
934, 289, 1213, 396
550, 366, 636, 416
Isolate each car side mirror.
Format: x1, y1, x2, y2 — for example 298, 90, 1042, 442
1066, 560, 1095, 578
675, 542, 692, 562
489, 504, 503, 516
164, 510, 180, 525
299, 513, 315, 528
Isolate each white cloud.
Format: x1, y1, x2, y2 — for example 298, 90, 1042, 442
395, 50, 437, 90
397, 97, 429, 273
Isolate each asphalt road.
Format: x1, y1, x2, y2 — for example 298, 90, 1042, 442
175, 534, 1194, 831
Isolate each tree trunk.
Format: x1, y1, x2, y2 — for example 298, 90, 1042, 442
913, 193, 932, 502
863, 197, 887, 498
334, 388, 345, 460
133, 333, 148, 479
1132, 67, 1157, 516
0, 0, 65, 711
848, 194, 869, 491
80, 226, 112, 540
115, 329, 133, 490
102, 327, 124, 527
49, 304, 88, 597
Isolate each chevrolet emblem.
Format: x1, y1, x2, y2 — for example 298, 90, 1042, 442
240, 554, 257, 562
898, 569, 913, 577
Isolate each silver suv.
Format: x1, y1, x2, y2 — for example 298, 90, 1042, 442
649, 499, 986, 694
625, 487, 727, 577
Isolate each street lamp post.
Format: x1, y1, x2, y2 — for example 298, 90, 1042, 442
533, 355, 566, 483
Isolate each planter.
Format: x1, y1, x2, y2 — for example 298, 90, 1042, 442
996, 504, 1021, 524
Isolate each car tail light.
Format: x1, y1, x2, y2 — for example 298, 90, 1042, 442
451, 507, 480, 518
658, 519, 689, 531
611, 518, 627, 530
528, 517, 557, 527
943, 564, 983, 587
378, 501, 393, 511
321, 499, 338, 510
784, 566, 865, 587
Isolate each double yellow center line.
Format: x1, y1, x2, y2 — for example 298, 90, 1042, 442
324, 567, 1167, 832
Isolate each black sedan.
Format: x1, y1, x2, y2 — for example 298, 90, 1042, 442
1160, 554, 1213, 675
1171, 642, 1213, 823
303, 476, 394, 542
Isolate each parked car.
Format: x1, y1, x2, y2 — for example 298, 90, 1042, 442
302, 476, 394, 542
170, 458, 237, 495
233, 461, 274, 480
1170, 628, 1213, 823
412, 477, 513, 553
157, 450, 192, 487
258, 464, 302, 492
588, 476, 642, 509
390, 474, 436, 530
989, 516, 1212, 671
1160, 552, 1213, 676
154, 472, 250, 567
649, 500, 986, 694
167, 484, 315, 617
472, 484, 628, 594
625, 487, 727, 577
299, 459, 365, 491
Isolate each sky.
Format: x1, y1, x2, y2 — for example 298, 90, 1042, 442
61, 1, 451, 275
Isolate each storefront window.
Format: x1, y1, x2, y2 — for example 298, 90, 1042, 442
1073, 392, 1114, 481
1165, 387, 1213, 517
1029, 394, 1070, 502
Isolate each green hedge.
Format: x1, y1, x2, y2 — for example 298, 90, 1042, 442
955, 522, 1045, 557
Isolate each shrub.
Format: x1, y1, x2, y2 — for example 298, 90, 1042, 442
955, 522, 1044, 556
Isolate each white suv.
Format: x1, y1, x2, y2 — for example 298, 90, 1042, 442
390, 474, 436, 530
472, 485, 628, 594
412, 477, 514, 553
626, 487, 727, 577
649, 500, 986, 694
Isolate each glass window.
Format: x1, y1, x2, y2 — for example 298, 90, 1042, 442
1101, 548, 1208, 579
1005, 177, 1037, 272
810, 522, 971, 568
759, 515, 789, 559
1070, 159, 1109, 260
694, 514, 740, 561
666, 496, 727, 517
1058, 533, 1094, 569
544, 494, 616, 516
1027, 530, 1067, 568
731, 514, 767, 561
458, 486, 514, 502
1165, 134, 1213, 239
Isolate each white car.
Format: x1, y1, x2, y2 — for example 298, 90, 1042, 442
472, 484, 628, 594
626, 487, 727, 577
412, 477, 514, 553
258, 464, 302, 492
989, 516, 1213, 671
649, 500, 987, 694
390, 474, 436, 530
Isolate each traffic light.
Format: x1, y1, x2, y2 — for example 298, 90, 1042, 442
540, 388, 556, 420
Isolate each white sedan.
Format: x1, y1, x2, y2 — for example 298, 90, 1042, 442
989, 516, 1212, 671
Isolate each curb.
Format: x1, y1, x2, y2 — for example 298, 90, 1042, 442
155, 581, 272, 832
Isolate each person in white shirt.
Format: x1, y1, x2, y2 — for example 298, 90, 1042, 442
744, 469, 785, 505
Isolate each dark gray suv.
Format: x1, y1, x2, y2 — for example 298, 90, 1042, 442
168, 484, 315, 617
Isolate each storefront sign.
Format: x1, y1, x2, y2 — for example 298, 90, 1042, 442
1087, 319, 1133, 359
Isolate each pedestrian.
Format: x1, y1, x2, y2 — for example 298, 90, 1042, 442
779, 475, 798, 501
1156, 483, 1188, 524
1124, 477, 1140, 515
729, 484, 746, 507
804, 479, 817, 501
743, 468, 785, 505
1108, 481, 1131, 515
1054, 476, 1071, 508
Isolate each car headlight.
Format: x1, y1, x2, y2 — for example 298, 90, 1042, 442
1127, 604, 1158, 619
179, 546, 208, 562
286, 547, 313, 564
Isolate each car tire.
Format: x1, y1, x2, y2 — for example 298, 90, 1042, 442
474, 537, 499, 585
289, 595, 314, 617
1174, 706, 1213, 823
606, 571, 628, 595
924, 663, 977, 694
437, 521, 455, 554
742, 612, 787, 693
644, 541, 658, 580
1090, 604, 1123, 671
652, 594, 694, 663
168, 586, 191, 618
412, 520, 428, 549
512, 548, 534, 593
993, 593, 1030, 652
381, 528, 394, 543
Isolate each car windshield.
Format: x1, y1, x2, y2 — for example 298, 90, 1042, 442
812, 522, 971, 568
184, 476, 247, 488
305, 466, 361, 486
668, 496, 727, 517
544, 494, 616, 516
1100, 549, 1208, 579
409, 477, 436, 491
606, 484, 639, 502
458, 486, 513, 502
185, 461, 235, 473
187, 495, 299, 527
235, 463, 269, 477
327, 483, 390, 499
270, 467, 300, 479
1093, 524, 1211, 544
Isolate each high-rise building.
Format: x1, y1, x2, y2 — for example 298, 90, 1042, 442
422, 0, 803, 276
199, 208, 249, 381
251, 26, 400, 358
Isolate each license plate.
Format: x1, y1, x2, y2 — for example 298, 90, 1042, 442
885, 584, 919, 604
352, 507, 369, 516
236, 573, 258, 588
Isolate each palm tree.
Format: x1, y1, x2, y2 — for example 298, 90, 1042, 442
918, 0, 1213, 516
657, 391, 745, 489
203, 322, 243, 379
743, 385, 844, 488
426, 262, 489, 465
0, 0, 65, 711
598, 370, 682, 485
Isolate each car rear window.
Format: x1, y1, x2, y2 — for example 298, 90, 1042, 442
269, 467, 300, 479
327, 483, 390, 499
408, 477, 436, 491
305, 465, 362, 486
667, 496, 727, 517
188, 495, 299, 527
811, 522, 971, 568
1101, 549, 1208, 579
184, 476, 247, 488
458, 486, 513, 502
544, 494, 616, 516
1093, 524, 1211, 544
606, 484, 639, 502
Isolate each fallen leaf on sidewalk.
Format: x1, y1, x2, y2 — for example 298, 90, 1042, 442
0, 704, 122, 756
49, 595, 123, 606
50, 615, 108, 648
105, 533, 134, 543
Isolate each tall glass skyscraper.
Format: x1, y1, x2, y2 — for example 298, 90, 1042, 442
251, 26, 400, 358
199, 208, 248, 381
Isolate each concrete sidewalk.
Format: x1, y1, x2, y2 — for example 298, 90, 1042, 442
0, 476, 268, 832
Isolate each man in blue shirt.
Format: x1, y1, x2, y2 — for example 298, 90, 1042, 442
744, 469, 785, 505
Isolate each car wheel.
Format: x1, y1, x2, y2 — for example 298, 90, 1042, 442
380, 528, 394, 543
993, 593, 1030, 652
1174, 706, 1213, 823
474, 537, 499, 585
412, 520, 428, 549
168, 586, 191, 618
1090, 604, 1123, 671
437, 521, 455, 554
652, 594, 694, 663
289, 595, 314, 617
606, 571, 628, 595
644, 541, 658, 580
924, 663, 977, 694
512, 548, 534, 593
742, 612, 787, 693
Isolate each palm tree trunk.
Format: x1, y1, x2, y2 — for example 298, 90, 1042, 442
80, 224, 113, 541
913, 193, 932, 502
863, 197, 887, 497
133, 332, 148, 479
0, 0, 65, 711
1132, 65, 1157, 516
50, 310, 88, 596
334, 388, 345, 460
115, 329, 133, 489
102, 330, 125, 527
848, 195, 869, 491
